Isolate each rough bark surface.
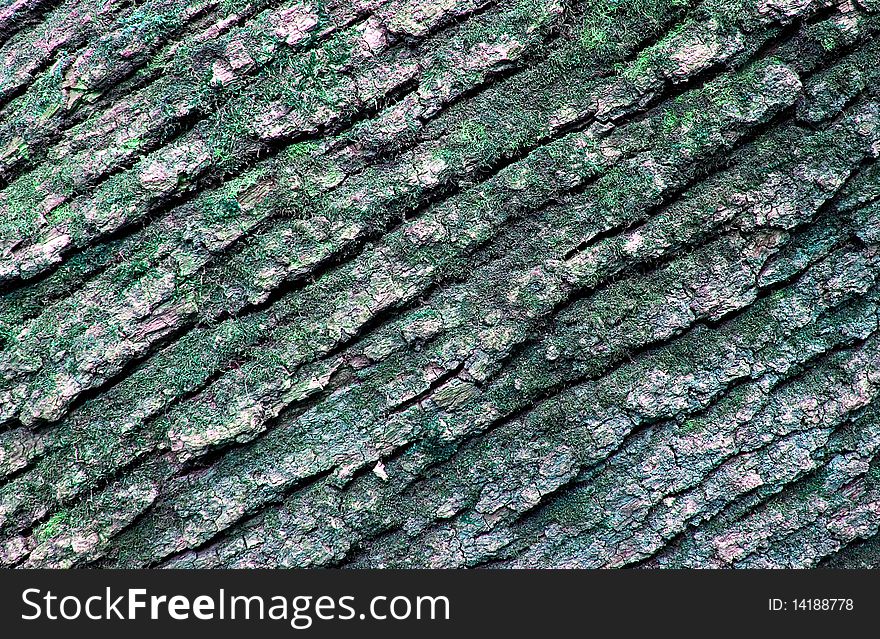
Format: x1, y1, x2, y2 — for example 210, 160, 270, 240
1, 0, 880, 568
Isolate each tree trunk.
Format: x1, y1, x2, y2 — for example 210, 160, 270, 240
1, 0, 880, 568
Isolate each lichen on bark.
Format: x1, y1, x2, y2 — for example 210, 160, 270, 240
1, 0, 880, 568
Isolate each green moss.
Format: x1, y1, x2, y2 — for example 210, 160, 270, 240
35, 510, 69, 543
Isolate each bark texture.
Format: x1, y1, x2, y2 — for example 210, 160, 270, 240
1, 0, 880, 568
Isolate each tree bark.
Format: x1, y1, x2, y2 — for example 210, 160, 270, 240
1, 0, 880, 568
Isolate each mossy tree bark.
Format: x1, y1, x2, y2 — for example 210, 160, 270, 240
1, 0, 880, 568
